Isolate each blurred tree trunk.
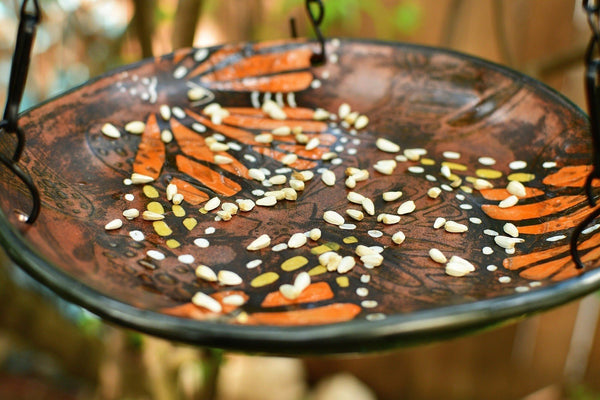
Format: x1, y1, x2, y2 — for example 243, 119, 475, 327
172, 0, 204, 49
132, 0, 156, 57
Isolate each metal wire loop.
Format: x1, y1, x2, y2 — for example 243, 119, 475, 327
0, 0, 41, 224
288, 0, 326, 65
305, 0, 326, 65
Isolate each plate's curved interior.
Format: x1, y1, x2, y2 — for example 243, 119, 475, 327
0, 39, 598, 353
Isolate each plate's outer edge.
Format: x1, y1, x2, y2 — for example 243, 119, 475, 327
0, 38, 599, 355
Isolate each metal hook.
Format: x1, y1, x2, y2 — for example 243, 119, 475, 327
0, 0, 42, 224
289, 0, 327, 65
305, 0, 326, 65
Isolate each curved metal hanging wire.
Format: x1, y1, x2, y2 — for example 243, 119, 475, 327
0, 0, 41, 224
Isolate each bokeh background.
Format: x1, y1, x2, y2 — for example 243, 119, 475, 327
1, 1, 599, 399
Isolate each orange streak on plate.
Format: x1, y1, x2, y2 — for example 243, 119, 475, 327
203, 71, 314, 93
221, 114, 327, 132
186, 44, 244, 79
479, 187, 544, 201
245, 303, 361, 326
186, 109, 260, 145
517, 205, 600, 234
542, 165, 598, 188
261, 282, 334, 307
253, 146, 317, 170
171, 119, 249, 179
200, 48, 312, 83
169, 178, 209, 205
225, 107, 316, 120
481, 195, 585, 221
176, 155, 241, 197
132, 113, 164, 179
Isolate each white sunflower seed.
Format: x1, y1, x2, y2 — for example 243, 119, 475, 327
101, 123, 121, 138
494, 235, 524, 249
338, 103, 351, 119
194, 238, 210, 248
218, 270, 243, 286
543, 161, 557, 168
105, 219, 123, 230
222, 294, 246, 306
484, 229, 499, 236
237, 199, 255, 212
122, 209, 139, 220
288, 233, 307, 249
125, 121, 145, 135
383, 191, 403, 201
347, 191, 365, 204
256, 196, 277, 206
503, 223, 519, 238
305, 137, 320, 150
356, 245, 376, 256
338, 256, 356, 274
209, 142, 229, 152
440, 165, 452, 179
159, 104, 171, 120
499, 195, 519, 208
191, 292, 222, 313
281, 153, 298, 165
433, 217, 446, 229
392, 231, 406, 244
478, 156, 496, 165
509, 160, 527, 170
397, 200, 416, 215
204, 197, 221, 211
321, 170, 336, 186
129, 230, 144, 241
249, 168, 266, 181
403, 148, 426, 161
376, 138, 400, 153
289, 179, 305, 191
352, 169, 369, 182
429, 248, 447, 264
172, 193, 184, 205
427, 187, 442, 199
324, 210, 345, 226
379, 213, 401, 224
313, 108, 330, 120
279, 284, 300, 300
247, 234, 271, 251
309, 228, 321, 240
507, 180, 527, 197
443, 151, 461, 159
195, 265, 217, 282
361, 253, 384, 267
161, 129, 173, 143
293, 170, 314, 181
269, 174, 287, 185
354, 115, 369, 130
345, 176, 356, 189
142, 211, 164, 221
166, 183, 178, 201
374, 159, 397, 175
272, 126, 291, 136
361, 197, 375, 215
246, 259, 262, 269
131, 173, 154, 184
294, 272, 311, 291
444, 221, 468, 233
473, 178, 494, 190
214, 154, 233, 164
344, 209, 363, 221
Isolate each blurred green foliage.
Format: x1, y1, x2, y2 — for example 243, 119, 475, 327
280, 0, 422, 39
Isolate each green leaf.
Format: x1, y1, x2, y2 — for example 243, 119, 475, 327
393, 1, 422, 34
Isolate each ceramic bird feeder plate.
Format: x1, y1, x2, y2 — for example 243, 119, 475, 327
1, 39, 600, 354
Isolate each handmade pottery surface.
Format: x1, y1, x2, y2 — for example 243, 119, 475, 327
0, 39, 598, 353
